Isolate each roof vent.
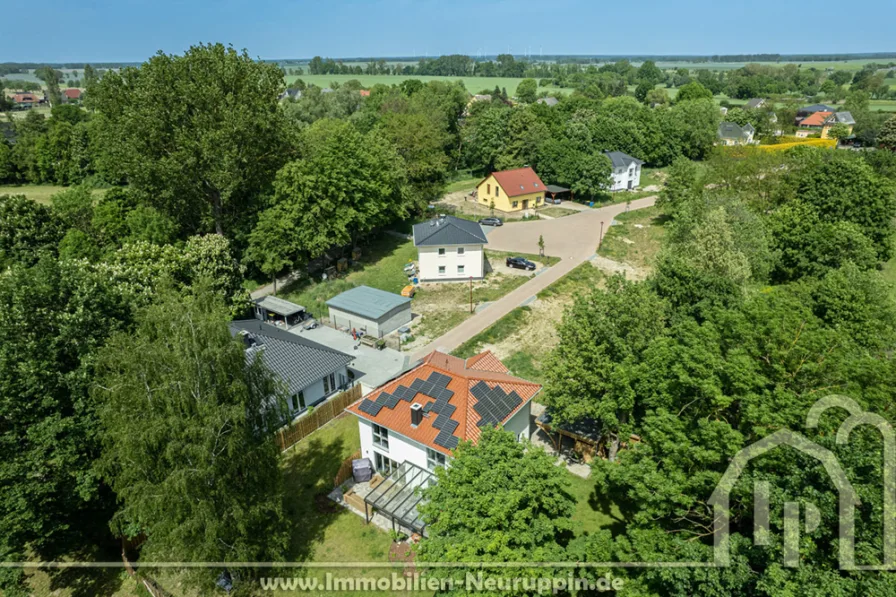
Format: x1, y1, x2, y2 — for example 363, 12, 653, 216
411, 403, 423, 427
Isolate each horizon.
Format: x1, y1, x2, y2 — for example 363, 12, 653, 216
1, 0, 894, 63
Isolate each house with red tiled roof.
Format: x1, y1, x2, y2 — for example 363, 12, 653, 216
346, 350, 540, 474
63, 88, 82, 102
796, 110, 855, 140
476, 166, 546, 212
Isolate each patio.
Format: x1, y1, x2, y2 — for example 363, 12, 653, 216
328, 460, 435, 537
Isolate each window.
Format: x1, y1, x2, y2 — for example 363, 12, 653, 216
373, 424, 389, 449
487, 183, 490, 194
536, 196, 541, 203
290, 390, 306, 412
495, 186, 499, 197
438, 265, 446, 275
427, 448, 446, 471
457, 247, 465, 255
374, 451, 397, 474
323, 373, 335, 394
457, 265, 465, 274
512, 201, 518, 208
438, 248, 445, 256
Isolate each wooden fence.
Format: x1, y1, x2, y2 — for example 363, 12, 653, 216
334, 449, 362, 488
276, 384, 363, 451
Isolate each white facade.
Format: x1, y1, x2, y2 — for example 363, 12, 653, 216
285, 365, 350, 419
355, 401, 532, 474
608, 163, 642, 191
328, 303, 411, 338
417, 244, 485, 282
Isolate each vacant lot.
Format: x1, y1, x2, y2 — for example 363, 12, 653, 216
598, 206, 668, 272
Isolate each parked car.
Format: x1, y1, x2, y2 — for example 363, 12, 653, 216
506, 256, 536, 271
545, 196, 562, 205
479, 217, 503, 227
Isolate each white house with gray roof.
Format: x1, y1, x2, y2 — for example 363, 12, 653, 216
326, 285, 412, 338
413, 215, 489, 282
230, 320, 354, 420
603, 151, 644, 191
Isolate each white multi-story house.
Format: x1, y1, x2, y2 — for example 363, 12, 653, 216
412, 215, 488, 282
717, 122, 756, 146
347, 350, 541, 476
604, 151, 644, 191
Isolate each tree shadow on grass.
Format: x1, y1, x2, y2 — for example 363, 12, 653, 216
46, 534, 128, 597
281, 435, 350, 563
588, 487, 629, 538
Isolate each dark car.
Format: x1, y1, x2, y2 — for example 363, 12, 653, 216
479, 217, 503, 227
506, 256, 536, 271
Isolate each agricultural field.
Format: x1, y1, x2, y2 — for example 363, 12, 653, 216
0, 184, 108, 204
284, 73, 569, 96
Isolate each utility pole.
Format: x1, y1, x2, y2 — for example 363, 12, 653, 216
599, 221, 604, 250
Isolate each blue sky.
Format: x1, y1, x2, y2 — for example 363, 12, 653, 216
3, 0, 894, 63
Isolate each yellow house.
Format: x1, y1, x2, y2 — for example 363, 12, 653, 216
476, 167, 546, 213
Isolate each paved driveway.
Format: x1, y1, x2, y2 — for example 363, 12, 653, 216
410, 196, 656, 360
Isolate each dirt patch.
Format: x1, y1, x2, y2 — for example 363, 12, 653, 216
479, 296, 568, 365
589, 255, 647, 280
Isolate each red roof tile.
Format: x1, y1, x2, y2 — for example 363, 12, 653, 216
487, 167, 546, 198
799, 111, 832, 127
346, 350, 541, 455
465, 350, 509, 374
63, 88, 81, 99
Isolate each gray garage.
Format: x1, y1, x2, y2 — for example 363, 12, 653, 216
326, 286, 412, 338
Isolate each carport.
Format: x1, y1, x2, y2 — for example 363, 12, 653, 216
545, 185, 572, 203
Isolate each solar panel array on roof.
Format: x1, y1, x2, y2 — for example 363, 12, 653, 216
470, 381, 523, 427
434, 430, 459, 450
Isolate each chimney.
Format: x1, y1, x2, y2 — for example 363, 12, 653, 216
410, 403, 423, 427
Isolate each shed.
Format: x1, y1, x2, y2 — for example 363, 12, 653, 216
326, 285, 412, 338
252, 296, 307, 327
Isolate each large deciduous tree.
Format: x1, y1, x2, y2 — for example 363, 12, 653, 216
0, 259, 132, 596
0, 194, 65, 268
418, 427, 575, 587
89, 43, 293, 237
93, 285, 289, 591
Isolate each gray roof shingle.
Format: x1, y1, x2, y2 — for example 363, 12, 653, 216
603, 150, 645, 169
718, 121, 754, 140
229, 320, 353, 396
326, 285, 410, 320
413, 215, 489, 247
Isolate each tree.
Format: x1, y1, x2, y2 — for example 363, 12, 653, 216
34, 66, 62, 106
637, 60, 664, 86
657, 156, 700, 217
263, 119, 407, 263
245, 207, 298, 294
879, 115, 896, 151
0, 259, 132, 596
89, 43, 292, 237
94, 284, 289, 591
645, 87, 670, 106
538, 234, 545, 256
516, 78, 538, 103
674, 80, 714, 103
0, 194, 65, 268
542, 276, 667, 460
417, 427, 574, 585
634, 80, 653, 104
571, 151, 613, 200
827, 122, 851, 141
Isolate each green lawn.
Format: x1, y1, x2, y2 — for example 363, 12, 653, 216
277, 414, 420, 597
598, 206, 669, 270
539, 206, 579, 219
444, 177, 482, 193
0, 184, 107, 205
280, 235, 417, 319
485, 249, 560, 268
565, 471, 626, 536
